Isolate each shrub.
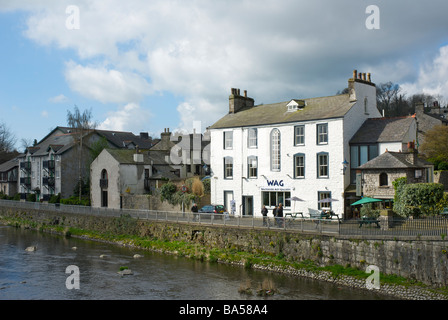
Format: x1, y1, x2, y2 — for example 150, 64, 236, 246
360, 203, 380, 218
394, 182, 444, 217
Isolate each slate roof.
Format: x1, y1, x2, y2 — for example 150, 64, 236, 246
0, 157, 20, 172
350, 116, 415, 144
105, 149, 180, 180
209, 94, 355, 129
20, 126, 154, 158
357, 151, 432, 170
106, 149, 153, 165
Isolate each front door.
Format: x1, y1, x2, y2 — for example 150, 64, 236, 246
242, 196, 253, 216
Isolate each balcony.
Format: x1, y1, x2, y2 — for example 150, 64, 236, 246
20, 177, 31, 186
43, 160, 55, 171
43, 177, 55, 187
20, 161, 31, 172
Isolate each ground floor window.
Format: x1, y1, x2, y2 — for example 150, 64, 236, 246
262, 191, 291, 208
317, 191, 331, 210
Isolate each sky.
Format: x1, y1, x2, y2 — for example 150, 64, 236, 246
1, 0, 448, 151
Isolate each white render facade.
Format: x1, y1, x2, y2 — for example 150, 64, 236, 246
208, 71, 381, 218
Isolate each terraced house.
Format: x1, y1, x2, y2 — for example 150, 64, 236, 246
17, 126, 154, 201
208, 70, 412, 218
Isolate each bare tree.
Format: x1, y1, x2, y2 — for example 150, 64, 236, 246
376, 82, 401, 116
0, 122, 17, 153
66, 106, 97, 201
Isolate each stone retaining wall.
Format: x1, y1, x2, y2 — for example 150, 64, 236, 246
1, 206, 448, 291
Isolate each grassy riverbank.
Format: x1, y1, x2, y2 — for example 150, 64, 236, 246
2, 214, 448, 300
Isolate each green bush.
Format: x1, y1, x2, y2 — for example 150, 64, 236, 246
49, 193, 61, 204
60, 195, 90, 206
394, 182, 444, 217
360, 203, 380, 218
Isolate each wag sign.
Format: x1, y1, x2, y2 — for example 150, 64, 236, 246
260, 179, 290, 191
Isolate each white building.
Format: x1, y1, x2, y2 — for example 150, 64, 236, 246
208, 70, 382, 218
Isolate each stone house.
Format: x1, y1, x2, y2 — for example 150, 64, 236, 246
208, 70, 382, 218
348, 115, 417, 184
356, 150, 434, 200
90, 148, 156, 209
415, 102, 448, 147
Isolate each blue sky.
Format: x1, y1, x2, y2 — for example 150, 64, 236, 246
1, 1, 448, 151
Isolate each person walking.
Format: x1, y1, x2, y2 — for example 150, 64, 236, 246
276, 203, 284, 227
191, 203, 198, 221
261, 205, 269, 226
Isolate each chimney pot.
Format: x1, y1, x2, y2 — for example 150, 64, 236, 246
353, 70, 357, 79
367, 73, 371, 82
244, 90, 247, 97
362, 73, 366, 81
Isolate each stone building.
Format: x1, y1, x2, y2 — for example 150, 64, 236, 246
356, 150, 434, 200
415, 102, 448, 147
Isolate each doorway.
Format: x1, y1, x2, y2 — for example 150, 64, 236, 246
242, 196, 253, 216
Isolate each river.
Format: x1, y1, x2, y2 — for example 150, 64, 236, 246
0, 225, 390, 301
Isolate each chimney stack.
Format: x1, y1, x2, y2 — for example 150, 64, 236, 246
229, 88, 254, 114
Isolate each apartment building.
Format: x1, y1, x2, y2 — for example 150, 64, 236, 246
17, 126, 154, 201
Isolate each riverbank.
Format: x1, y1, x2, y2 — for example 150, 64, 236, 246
1, 211, 447, 300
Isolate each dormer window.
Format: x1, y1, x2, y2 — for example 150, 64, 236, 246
286, 99, 306, 112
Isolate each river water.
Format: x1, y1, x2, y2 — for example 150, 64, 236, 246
0, 225, 389, 300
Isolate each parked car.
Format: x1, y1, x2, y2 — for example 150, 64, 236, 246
194, 204, 229, 221
198, 204, 227, 214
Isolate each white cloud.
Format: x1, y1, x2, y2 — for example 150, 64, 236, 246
64, 61, 151, 104
8, 0, 448, 131
400, 45, 448, 104
41, 110, 49, 118
49, 94, 69, 103
98, 102, 152, 132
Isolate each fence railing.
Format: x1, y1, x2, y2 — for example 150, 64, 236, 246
1, 199, 448, 239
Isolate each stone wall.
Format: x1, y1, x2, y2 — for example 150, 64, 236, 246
433, 170, 448, 191
1, 206, 448, 288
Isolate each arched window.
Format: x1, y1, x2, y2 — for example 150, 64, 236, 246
100, 169, 108, 189
379, 172, 388, 186
271, 129, 281, 171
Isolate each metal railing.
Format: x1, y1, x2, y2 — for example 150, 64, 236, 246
1, 199, 448, 238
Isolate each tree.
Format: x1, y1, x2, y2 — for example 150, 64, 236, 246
419, 124, 448, 169
376, 82, 401, 116
0, 122, 16, 153
66, 106, 97, 201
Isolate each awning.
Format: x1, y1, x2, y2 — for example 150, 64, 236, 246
350, 197, 383, 206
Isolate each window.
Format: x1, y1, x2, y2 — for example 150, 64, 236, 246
294, 125, 305, 145
317, 123, 328, 144
317, 152, 329, 178
262, 191, 291, 208
247, 156, 258, 178
415, 169, 423, 179
271, 129, 281, 171
224, 157, 233, 179
318, 191, 331, 210
224, 131, 233, 149
294, 153, 305, 178
248, 128, 257, 148
379, 172, 388, 186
